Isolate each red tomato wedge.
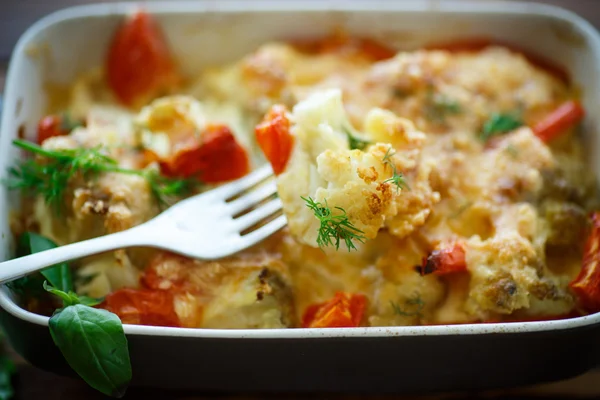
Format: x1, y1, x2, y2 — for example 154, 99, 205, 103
425, 37, 570, 84
532, 100, 585, 143
302, 292, 367, 328
160, 124, 250, 183
255, 105, 294, 175
106, 11, 179, 107
100, 288, 181, 327
419, 243, 467, 276
569, 212, 600, 313
37, 115, 68, 144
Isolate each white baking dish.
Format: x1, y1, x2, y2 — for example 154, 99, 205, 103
1, 0, 600, 393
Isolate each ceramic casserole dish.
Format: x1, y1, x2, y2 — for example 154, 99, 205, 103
1, 0, 600, 394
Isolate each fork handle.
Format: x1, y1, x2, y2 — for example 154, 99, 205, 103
0, 227, 149, 285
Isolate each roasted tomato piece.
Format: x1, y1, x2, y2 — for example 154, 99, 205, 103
160, 124, 250, 183
533, 100, 585, 143
106, 11, 179, 106
569, 212, 600, 313
302, 292, 367, 328
255, 105, 294, 175
418, 243, 467, 276
100, 288, 180, 327
37, 114, 75, 144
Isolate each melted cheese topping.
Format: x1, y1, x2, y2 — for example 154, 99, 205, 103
24, 39, 598, 328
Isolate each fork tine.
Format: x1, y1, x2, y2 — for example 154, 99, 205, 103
232, 198, 282, 231
240, 214, 287, 242
227, 180, 277, 215
212, 164, 273, 199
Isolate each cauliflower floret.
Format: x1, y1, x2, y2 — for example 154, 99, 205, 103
465, 231, 572, 319
76, 251, 141, 298
135, 95, 206, 159
276, 89, 405, 247
364, 109, 440, 239
70, 105, 136, 150
469, 128, 555, 203
364, 108, 426, 152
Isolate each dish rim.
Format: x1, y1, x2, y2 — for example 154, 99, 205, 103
2, 0, 600, 339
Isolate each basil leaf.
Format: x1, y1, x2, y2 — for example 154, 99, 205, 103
0, 355, 15, 400
49, 305, 131, 398
43, 281, 79, 307
20, 232, 73, 292
480, 113, 524, 141
78, 296, 104, 307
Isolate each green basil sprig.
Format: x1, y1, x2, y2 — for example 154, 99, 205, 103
44, 282, 132, 398
7, 232, 73, 296
480, 112, 524, 141
23, 232, 73, 292
7, 231, 132, 398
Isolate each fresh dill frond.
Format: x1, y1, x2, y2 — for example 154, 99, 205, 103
5, 139, 194, 211
7, 141, 116, 211
301, 196, 366, 252
480, 112, 523, 141
343, 125, 371, 151
382, 148, 409, 193
143, 169, 196, 207
390, 293, 425, 318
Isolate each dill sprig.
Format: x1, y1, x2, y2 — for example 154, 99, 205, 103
5, 139, 194, 211
390, 293, 425, 318
301, 196, 366, 252
382, 148, 409, 193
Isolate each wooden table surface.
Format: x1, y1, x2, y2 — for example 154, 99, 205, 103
3, 2, 600, 397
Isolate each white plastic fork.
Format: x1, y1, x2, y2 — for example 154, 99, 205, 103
0, 165, 285, 284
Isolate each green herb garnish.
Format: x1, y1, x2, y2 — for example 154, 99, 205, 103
44, 281, 131, 398
390, 293, 425, 318
10, 230, 132, 398
382, 148, 409, 193
301, 196, 366, 251
7, 232, 72, 296
25, 232, 72, 292
343, 125, 371, 151
5, 139, 195, 211
480, 113, 523, 141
